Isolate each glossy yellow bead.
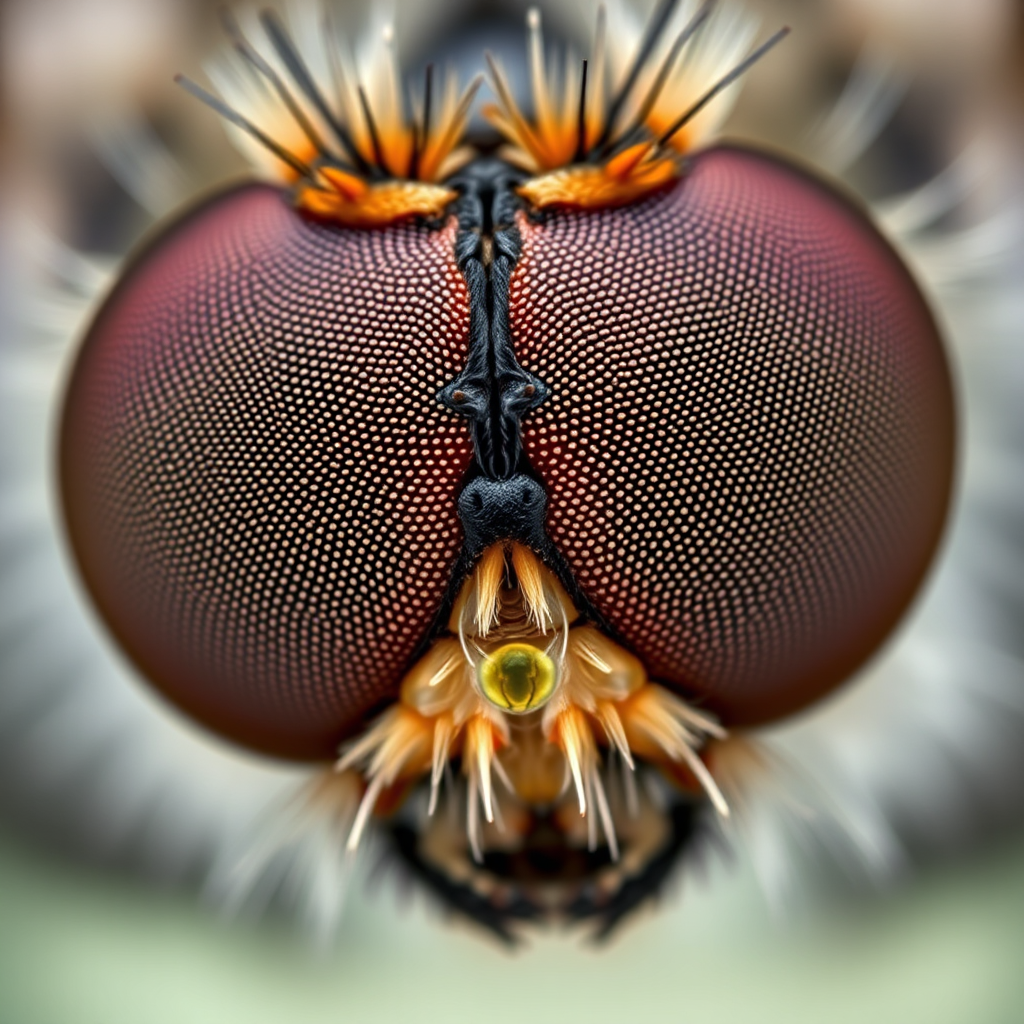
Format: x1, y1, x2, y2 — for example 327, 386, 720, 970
478, 643, 557, 713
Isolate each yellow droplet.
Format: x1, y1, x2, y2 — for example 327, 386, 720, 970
478, 643, 557, 713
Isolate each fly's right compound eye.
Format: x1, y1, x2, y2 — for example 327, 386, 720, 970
509, 144, 954, 729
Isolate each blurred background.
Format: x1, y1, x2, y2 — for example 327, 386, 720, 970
2, 0, 1024, 1022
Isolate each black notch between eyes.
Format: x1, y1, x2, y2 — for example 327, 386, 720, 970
438, 158, 549, 482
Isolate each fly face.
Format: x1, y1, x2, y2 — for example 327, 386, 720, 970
58, 1, 955, 940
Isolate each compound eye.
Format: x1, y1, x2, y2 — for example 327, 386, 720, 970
509, 144, 955, 727
60, 187, 473, 760
59, 13, 495, 761
477, 6, 955, 729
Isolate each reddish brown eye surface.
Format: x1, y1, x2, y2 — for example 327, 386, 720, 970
511, 145, 955, 726
61, 185, 472, 759
60, 144, 955, 767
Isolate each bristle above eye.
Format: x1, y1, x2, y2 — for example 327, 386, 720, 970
257, 8, 372, 176
174, 75, 315, 179
409, 63, 434, 181
596, 0, 686, 150
182, 4, 478, 226
222, 9, 335, 167
484, 0, 775, 210
573, 58, 589, 163
607, 0, 715, 155
655, 26, 791, 149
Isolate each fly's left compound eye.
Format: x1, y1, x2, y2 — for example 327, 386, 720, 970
58, 3, 956, 939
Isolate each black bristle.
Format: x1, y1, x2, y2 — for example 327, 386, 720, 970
357, 85, 387, 172
596, 0, 681, 150
259, 8, 374, 177
220, 8, 333, 164
410, 63, 434, 181
605, 0, 715, 156
657, 26, 791, 149
574, 59, 589, 163
174, 74, 314, 180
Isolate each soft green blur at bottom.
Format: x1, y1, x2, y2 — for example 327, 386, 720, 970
0, 827, 1023, 1024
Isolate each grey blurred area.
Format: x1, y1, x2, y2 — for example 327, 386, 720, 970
1, 0, 1024, 1021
